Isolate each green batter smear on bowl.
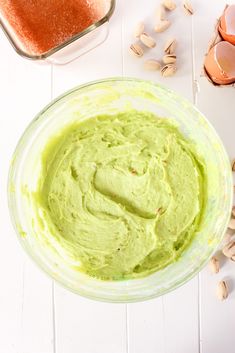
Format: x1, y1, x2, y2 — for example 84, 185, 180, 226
33, 111, 206, 280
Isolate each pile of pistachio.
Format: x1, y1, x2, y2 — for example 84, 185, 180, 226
209, 160, 235, 301
130, 0, 194, 77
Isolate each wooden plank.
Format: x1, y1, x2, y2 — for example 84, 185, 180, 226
0, 31, 53, 353
19, 258, 54, 353
196, 74, 235, 353
52, 2, 127, 353
193, 1, 235, 352
122, 1, 199, 352
200, 259, 235, 353
128, 298, 165, 353
54, 286, 127, 353
163, 278, 199, 353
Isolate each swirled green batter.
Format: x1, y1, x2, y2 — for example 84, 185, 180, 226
33, 111, 205, 280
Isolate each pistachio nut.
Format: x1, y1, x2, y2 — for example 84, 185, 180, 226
164, 38, 177, 54
134, 22, 145, 38
156, 5, 166, 21
232, 205, 235, 218
222, 241, 235, 258
163, 54, 177, 64
161, 64, 177, 77
183, 0, 194, 15
232, 159, 235, 171
144, 59, 161, 71
163, 0, 176, 11
130, 43, 144, 57
209, 256, 220, 274
222, 230, 233, 246
140, 33, 156, 48
228, 218, 235, 230
216, 281, 228, 301
154, 20, 171, 33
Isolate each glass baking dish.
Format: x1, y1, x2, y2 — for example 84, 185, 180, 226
0, 0, 115, 64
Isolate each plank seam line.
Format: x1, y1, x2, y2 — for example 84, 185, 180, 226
191, 12, 202, 353
52, 281, 56, 353
191, 11, 198, 106
198, 273, 202, 353
121, 6, 128, 353
126, 304, 130, 353
50, 63, 57, 353
121, 3, 124, 77
20, 263, 25, 335
161, 296, 167, 353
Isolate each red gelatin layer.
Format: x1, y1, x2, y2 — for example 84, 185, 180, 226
0, 0, 109, 56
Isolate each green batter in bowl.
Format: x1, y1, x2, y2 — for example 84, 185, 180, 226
8, 78, 233, 302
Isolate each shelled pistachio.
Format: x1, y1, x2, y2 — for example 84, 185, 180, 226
209, 256, 220, 274
216, 281, 228, 301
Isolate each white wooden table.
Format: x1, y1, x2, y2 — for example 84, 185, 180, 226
1, 1, 235, 352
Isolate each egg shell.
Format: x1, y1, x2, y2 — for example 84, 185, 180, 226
204, 41, 235, 85
219, 4, 235, 45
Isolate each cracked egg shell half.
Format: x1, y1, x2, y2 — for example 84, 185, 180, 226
219, 4, 235, 45
204, 41, 235, 85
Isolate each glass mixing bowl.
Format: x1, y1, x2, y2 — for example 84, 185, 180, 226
8, 78, 233, 303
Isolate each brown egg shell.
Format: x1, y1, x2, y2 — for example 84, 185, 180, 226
204, 41, 235, 85
219, 4, 235, 45
219, 26, 235, 45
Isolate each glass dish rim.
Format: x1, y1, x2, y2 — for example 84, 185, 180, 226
0, 0, 116, 60
8, 77, 233, 303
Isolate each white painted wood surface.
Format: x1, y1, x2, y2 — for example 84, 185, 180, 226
0, 1, 235, 352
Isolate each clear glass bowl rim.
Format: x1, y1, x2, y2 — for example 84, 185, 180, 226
8, 77, 233, 302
